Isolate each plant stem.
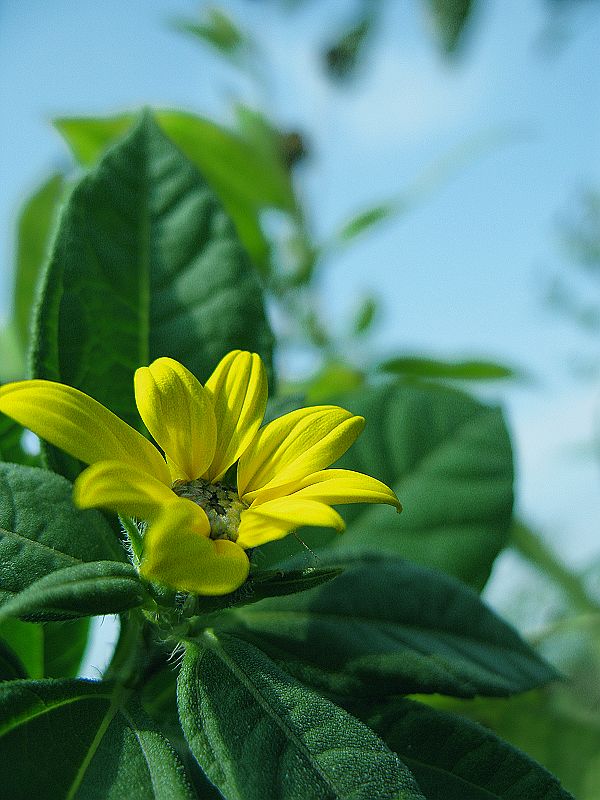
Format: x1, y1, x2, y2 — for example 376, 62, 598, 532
120, 514, 144, 566
510, 519, 599, 614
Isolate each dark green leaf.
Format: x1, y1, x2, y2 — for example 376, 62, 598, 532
432, 688, 600, 800
349, 697, 573, 799
379, 355, 519, 381
0, 562, 147, 622
260, 383, 514, 590
34, 112, 274, 478
55, 109, 297, 271
178, 635, 424, 800
324, 14, 374, 81
182, 566, 343, 616
0, 638, 28, 680
0, 414, 38, 466
0, 679, 195, 799
426, 0, 476, 54
0, 463, 124, 601
14, 173, 65, 352
215, 555, 558, 699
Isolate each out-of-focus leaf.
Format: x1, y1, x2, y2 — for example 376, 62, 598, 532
379, 355, 519, 381
353, 295, 378, 334
215, 555, 558, 699
0, 414, 38, 467
14, 174, 66, 353
302, 361, 364, 403
36, 113, 274, 479
325, 14, 374, 81
425, 0, 476, 54
43, 619, 90, 678
0, 323, 25, 384
0, 620, 44, 679
178, 635, 425, 800
0, 679, 195, 799
349, 696, 574, 799
0, 463, 124, 602
337, 203, 397, 243
174, 8, 248, 59
260, 382, 513, 590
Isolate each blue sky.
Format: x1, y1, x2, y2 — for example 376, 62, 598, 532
2, 1, 600, 663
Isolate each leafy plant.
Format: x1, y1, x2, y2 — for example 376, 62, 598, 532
0, 108, 575, 799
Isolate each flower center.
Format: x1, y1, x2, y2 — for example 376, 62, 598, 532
171, 478, 245, 542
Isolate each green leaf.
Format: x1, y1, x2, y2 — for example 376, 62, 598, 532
0, 638, 28, 680
174, 8, 248, 58
0, 463, 124, 602
43, 619, 91, 678
55, 108, 297, 271
0, 679, 195, 799
14, 173, 66, 352
324, 14, 374, 81
349, 696, 573, 799
378, 355, 519, 381
215, 555, 558, 699
0, 619, 44, 678
34, 112, 274, 478
431, 688, 600, 800
426, 0, 476, 55
0, 414, 38, 467
260, 383, 514, 590
178, 635, 424, 800
182, 565, 343, 616
0, 562, 147, 622
337, 204, 396, 243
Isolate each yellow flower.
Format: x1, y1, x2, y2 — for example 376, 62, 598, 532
0, 351, 400, 596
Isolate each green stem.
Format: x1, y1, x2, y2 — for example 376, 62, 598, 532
119, 514, 144, 566
103, 610, 145, 687
510, 520, 599, 614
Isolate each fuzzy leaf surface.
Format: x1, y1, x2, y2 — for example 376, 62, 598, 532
0, 463, 124, 602
33, 112, 273, 478
348, 697, 573, 800
0, 679, 195, 799
178, 635, 424, 800
215, 555, 558, 699
0, 562, 147, 622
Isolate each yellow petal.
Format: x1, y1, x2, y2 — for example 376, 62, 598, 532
134, 358, 217, 481
0, 380, 170, 484
237, 406, 365, 502
252, 469, 402, 510
204, 350, 268, 482
236, 498, 345, 549
73, 461, 180, 521
140, 501, 250, 595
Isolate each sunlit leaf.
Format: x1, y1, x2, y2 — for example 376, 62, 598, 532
178, 635, 425, 800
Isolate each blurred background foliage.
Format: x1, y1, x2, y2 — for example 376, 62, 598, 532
1, 1, 599, 796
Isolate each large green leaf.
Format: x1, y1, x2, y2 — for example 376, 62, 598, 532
54, 109, 297, 272
349, 697, 573, 799
260, 382, 513, 590
0, 679, 195, 799
33, 112, 274, 479
178, 635, 424, 800
0, 562, 146, 622
14, 173, 66, 352
431, 689, 600, 800
0, 619, 44, 679
215, 555, 557, 699
0, 463, 124, 601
